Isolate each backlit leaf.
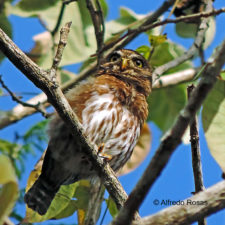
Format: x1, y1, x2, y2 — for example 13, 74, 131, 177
105, 197, 118, 218
220, 71, 225, 80
149, 34, 167, 47
0, 13, 12, 63
136, 45, 151, 59
12, 0, 59, 14
148, 84, 186, 132
150, 41, 192, 74
202, 80, 225, 172
175, 17, 216, 49
0, 155, 18, 225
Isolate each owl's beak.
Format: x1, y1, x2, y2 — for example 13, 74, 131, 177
121, 58, 129, 70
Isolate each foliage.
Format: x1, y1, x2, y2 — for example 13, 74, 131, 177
0, 155, 18, 225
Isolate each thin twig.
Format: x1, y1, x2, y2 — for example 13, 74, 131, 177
0, 75, 49, 118
111, 37, 225, 225
188, 85, 205, 193
86, 0, 105, 66
188, 84, 206, 225
50, 21, 72, 82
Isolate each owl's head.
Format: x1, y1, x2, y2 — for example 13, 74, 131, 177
99, 49, 152, 96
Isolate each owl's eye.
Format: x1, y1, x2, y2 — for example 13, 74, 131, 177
133, 58, 144, 68
109, 53, 121, 62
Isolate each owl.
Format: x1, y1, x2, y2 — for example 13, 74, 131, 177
24, 49, 152, 215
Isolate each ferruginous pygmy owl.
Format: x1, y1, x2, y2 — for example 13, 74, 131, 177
24, 49, 152, 215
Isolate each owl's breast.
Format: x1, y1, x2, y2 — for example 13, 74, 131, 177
82, 89, 141, 171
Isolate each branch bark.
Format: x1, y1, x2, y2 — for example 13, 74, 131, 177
86, 0, 105, 66
131, 180, 225, 225
111, 37, 225, 225
188, 84, 206, 225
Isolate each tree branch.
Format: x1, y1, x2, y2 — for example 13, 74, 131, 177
0, 75, 49, 118
132, 180, 225, 225
188, 85, 205, 194
86, 0, 105, 66
111, 37, 225, 225
188, 84, 206, 225
153, 68, 196, 88
0, 25, 128, 212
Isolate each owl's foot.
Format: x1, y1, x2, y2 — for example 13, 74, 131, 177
97, 143, 112, 161
99, 152, 112, 161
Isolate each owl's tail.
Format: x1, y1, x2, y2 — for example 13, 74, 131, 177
24, 176, 60, 215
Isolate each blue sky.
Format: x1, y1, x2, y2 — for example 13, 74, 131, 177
1, 0, 225, 224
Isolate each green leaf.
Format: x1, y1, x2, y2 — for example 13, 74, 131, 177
150, 41, 192, 74
73, 180, 91, 210
59, 70, 76, 84
0, 155, 18, 225
202, 80, 225, 172
23, 120, 48, 145
13, 0, 59, 14
220, 71, 225, 80
136, 45, 151, 59
0, 139, 20, 159
175, 22, 198, 39
105, 197, 118, 218
148, 84, 186, 132
24, 183, 78, 223
53, 200, 78, 219
0, 13, 12, 63
149, 34, 167, 47
175, 17, 216, 49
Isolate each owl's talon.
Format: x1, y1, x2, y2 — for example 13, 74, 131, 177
99, 153, 112, 162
